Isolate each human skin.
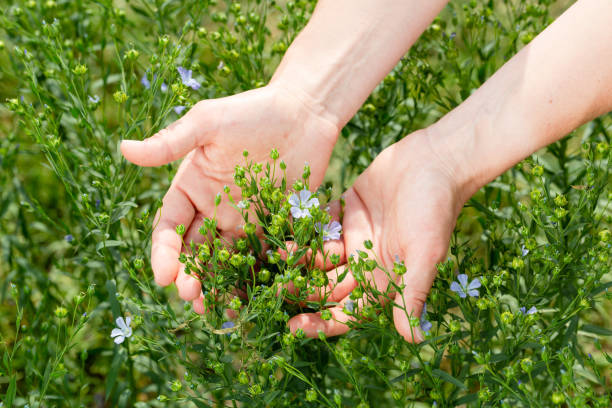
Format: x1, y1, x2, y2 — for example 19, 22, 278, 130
120, 0, 449, 307
288, 0, 612, 342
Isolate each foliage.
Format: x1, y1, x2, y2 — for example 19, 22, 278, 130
0, 0, 610, 407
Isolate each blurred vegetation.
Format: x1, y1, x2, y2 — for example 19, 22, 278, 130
0, 0, 610, 407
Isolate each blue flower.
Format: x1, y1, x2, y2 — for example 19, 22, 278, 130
141, 73, 151, 89
64, 234, 74, 242
221, 321, 235, 329
174, 106, 186, 115
519, 306, 537, 315
450, 274, 481, 298
344, 299, 354, 313
161, 82, 168, 92
110, 316, 133, 344
521, 245, 529, 256
288, 190, 319, 219
177, 66, 201, 90
315, 220, 342, 241
88, 95, 100, 104
420, 302, 432, 333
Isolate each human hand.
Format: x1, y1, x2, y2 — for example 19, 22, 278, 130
288, 129, 467, 342
120, 84, 339, 307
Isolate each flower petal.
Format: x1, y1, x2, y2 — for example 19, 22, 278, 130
116, 317, 126, 330
288, 194, 299, 207
467, 289, 479, 297
420, 319, 433, 333
457, 274, 468, 287
113, 335, 125, 344
177, 66, 191, 82
110, 328, 123, 338
124, 327, 133, 338
290, 207, 302, 219
221, 321, 235, 329
468, 278, 481, 290
328, 221, 342, 234
186, 78, 201, 90
527, 306, 537, 315
450, 281, 462, 294
306, 197, 319, 209
141, 74, 150, 89
125, 316, 132, 327
299, 189, 311, 203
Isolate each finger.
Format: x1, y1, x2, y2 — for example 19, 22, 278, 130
183, 213, 208, 248
193, 293, 206, 314
288, 297, 356, 338
169, 152, 243, 235
175, 265, 202, 301
151, 186, 195, 286
392, 258, 439, 343
323, 264, 357, 302
291, 267, 396, 339
278, 240, 345, 271
120, 101, 212, 167
296, 264, 356, 304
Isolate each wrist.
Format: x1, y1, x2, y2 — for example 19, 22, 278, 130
267, 77, 343, 135
422, 117, 488, 205
270, 0, 449, 129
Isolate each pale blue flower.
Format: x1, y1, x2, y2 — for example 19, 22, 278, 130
420, 302, 432, 333
521, 245, 529, 256
110, 316, 133, 344
450, 274, 481, 298
174, 105, 186, 115
315, 220, 342, 241
288, 190, 319, 218
177, 66, 201, 90
520, 306, 537, 315
344, 299, 354, 313
221, 321, 235, 329
141, 73, 151, 89
161, 82, 168, 92
88, 95, 100, 104
64, 234, 73, 242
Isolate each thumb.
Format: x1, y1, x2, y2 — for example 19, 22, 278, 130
392, 256, 439, 343
121, 102, 211, 166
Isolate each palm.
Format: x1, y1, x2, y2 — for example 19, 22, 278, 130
121, 85, 339, 304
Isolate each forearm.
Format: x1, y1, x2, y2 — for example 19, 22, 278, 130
429, 0, 612, 200
270, 0, 449, 129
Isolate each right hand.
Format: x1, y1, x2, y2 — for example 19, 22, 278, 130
120, 83, 340, 310
288, 129, 467, 342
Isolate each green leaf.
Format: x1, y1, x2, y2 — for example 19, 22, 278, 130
5, 374, 16, 408
110, 201, 137, 224
105, 348, 125, 401
454, 393, 479, 405
589, 280, 612, 296
187, 397, 211, 408
431, 368, 467, 390
105, 280, 121, 318
96, 240, 125, 252
580, 324, 612, 337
